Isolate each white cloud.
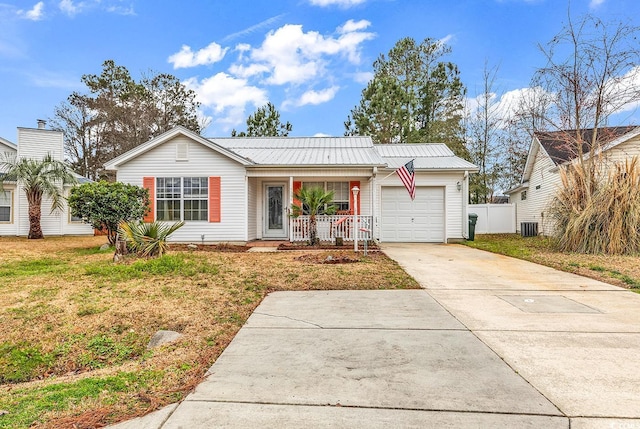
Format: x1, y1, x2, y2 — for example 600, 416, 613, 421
466, 86, 551, 128
309, 0, 367, 7
439, 34, 455, 45
18, 2, 44, 21
353, 71, 373, 84
338, 19, 370, 34
240, 20, 374, 85
296, 86, 340, 106
168, 42, 228, 69
184, 73, 268, 128
589, 0, 605, 9
59, 0, 83, 16
602, 65, 640, 115
313, 133, 332, 137
222, 14, 286, 42
106, 5, 135, 16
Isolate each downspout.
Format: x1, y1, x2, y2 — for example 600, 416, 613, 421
463, 171, 469, 239
369, 166, 377, 240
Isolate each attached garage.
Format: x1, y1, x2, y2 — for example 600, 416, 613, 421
380, 186, 445, 242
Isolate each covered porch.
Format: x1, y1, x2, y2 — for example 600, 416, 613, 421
247, 171, 374, 243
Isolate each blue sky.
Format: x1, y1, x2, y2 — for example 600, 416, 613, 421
1, 0, 639, 142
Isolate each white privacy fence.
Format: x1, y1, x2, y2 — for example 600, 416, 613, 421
468, 204, 516, 234
290, 215, 373, 242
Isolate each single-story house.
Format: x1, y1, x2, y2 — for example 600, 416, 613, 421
506, 126, 640, 235
104, 126, 478, 244
0, 122, 94, 237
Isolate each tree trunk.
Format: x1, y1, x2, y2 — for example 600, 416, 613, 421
309, 215, 318, 246
28, 196, 44, 239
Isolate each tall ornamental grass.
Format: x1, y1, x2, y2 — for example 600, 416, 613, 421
551, 157, 640, 254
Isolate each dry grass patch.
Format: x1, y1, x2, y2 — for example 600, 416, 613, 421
464, 234, 640, 290
0, 237, 418, 428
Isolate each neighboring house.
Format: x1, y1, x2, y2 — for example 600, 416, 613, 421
0, 123, 94, 237
104, 126, 478, 243
506, 126, 640, 235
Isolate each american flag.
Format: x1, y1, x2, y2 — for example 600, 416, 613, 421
397, 159, 416, 200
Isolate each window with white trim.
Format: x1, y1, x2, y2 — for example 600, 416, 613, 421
301, 181, 350, 213
156, 177, 208, 221
0, 191, 12, 223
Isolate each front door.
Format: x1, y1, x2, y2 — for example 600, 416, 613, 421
263, 184, 287, 238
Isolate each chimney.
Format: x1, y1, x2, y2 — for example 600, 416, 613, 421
37, 119, 46, 129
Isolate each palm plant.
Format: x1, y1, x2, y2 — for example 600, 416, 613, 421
290, 186, 336, 245
118, 220, 184, 257
0, 153, 76, 239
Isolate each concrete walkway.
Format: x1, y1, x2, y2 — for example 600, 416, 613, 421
110, 244, 640, 428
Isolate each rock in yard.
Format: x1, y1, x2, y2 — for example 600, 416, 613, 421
99, 243, 111, 251
187, 244, 198, 250
147, 330, 184, 349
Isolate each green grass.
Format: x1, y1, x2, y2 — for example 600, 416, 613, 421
0, 371, 164, 429
83, 253, 219, 282
0, 258, 69, 278
0, 342, 53, 383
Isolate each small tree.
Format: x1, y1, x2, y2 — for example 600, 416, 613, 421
68, 181, 149, 245
0, 153, 76, 239
232, 102, 292, 137
290, 187, 336, 245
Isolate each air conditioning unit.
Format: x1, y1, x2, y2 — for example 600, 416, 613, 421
521, 222, 538, 237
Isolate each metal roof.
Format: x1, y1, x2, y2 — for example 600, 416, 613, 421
211, 136, 386, 166
383, 156, 478, 170
212, 136, 375, 149
374, 143, 455, 157
375, 143, 478, 170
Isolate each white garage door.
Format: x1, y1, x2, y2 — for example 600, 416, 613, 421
381, 186, 445, 242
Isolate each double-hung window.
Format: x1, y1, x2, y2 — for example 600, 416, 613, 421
300, 181, 351, 214
0, 191, 11, 223
156, 177, 208, 221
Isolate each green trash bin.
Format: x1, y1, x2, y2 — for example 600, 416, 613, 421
468, 213, 478, 241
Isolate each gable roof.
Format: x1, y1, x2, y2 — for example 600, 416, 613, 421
103, 127, 478, 171
375, 143, 479, 170
212, 136, 385, 167
534, 126, 638, 165
104, 126, 253, 170
0, 137, 17, 153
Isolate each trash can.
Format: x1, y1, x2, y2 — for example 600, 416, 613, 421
468, 213, 478, 241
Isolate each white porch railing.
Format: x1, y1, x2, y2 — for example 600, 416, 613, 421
290, 215, 373, 242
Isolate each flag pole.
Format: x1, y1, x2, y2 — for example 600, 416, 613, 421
379, 159, 416, 181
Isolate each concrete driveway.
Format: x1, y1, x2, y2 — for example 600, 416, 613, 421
382, 243, 640, 428
111, 244, 640, 429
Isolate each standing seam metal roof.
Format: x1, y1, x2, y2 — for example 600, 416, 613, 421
210, 137, 477, 170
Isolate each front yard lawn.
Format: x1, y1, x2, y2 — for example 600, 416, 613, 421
0, 237, 419, 428
464, 234, 640, 290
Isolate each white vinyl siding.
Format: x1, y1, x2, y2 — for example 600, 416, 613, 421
514, 143, 561, 235
115, 135, 247, 243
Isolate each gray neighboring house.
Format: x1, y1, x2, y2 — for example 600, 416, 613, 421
506, 126, 640, 235
105, 126, 478, 243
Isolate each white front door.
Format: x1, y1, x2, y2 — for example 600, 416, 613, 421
263, 184, 287, 238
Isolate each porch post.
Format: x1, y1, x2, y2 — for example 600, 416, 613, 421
289, 176, 294, 241
352, 185, 359, 252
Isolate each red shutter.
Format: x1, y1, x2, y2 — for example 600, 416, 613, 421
349, 181, 361, 215
209, 177, 221, 223
142, 177, 155, 222
293, 181, 302, 208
